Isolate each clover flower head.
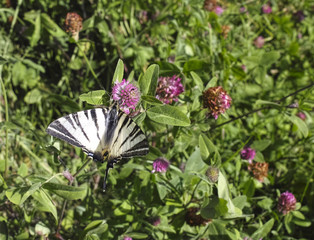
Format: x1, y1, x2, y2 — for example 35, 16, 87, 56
278, 191, 297, 215
185, 207, 211, 226
138, 10, 148, 24
240, 7, 247, 13
156, 75, 184, 104
221, 25, 230, 39
179, 162, 186, 172
63, 170, 74, 183
152, 157, 170, 173
287, 102, 299, 108
151, 216, 161, 226
123, 236, 132, 240
248, 162, 269, 182
112, 79, 140, 114
254, 36, 265, 48
294, 10, 305, 22
215, 6, 224, 15
65, 12, 83, 41
203, 0, 217, 12
262, 4, 272, 14
203, 86, 232, 119
296, 112, 306, 121
206, 166, 219, 183
240, 146, 256, 162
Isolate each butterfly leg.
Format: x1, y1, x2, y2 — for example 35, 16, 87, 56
102, 159, 118, 192
57, 156, 67, 168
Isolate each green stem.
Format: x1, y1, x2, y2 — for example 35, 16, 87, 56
208, 82, 314, 131
76, 42, 103, 88
56, 158, 92, 235
72, 158, 92, 178
185, 179, 202, 208
300, 170, 313, 203
43, 173, 63, 185
0, 0, 22, 178
0, 73, 9, 178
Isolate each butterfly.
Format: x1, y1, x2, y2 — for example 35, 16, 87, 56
46, 105, 149, 190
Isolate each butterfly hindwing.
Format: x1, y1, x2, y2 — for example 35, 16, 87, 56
110, 112, 149, 159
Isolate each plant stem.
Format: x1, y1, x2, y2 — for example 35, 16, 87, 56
209, 82, 314, 131
210, 106, 269, 131
0, 74, 9, 178
276, 83, 314, 103
75, 42, 103, 88
73, 158, 93, 178
185, 179, 202, 208
56, 158, 92, 236
0, 0, 22, 178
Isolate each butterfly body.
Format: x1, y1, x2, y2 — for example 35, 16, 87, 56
46, 105, 149, 190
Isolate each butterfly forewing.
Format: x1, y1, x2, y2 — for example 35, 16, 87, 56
46, 107, 149, 162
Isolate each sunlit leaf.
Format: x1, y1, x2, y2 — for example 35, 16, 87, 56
190, 71, 204, 91
83, 220, 108, 237
251, 140, 272, 151
218, 172, 242, 218
139, 64, 159, 96
288, 115, 309, 138
33, 189, 58, 222
24, 89, 43, 104
185, 148, 206, 172
34, 222, 50, 237
30, 13, 41, 47
141, 95, 163, 105
42, 183, 87, 200
112, 59, 124, 83
5, 183, 42, 205
260, 51, 280, 67
183, 59, 205, 72
127, 232, 148, 239
79, 90, 107, 105
147, 105, 190, 126
158, 61, 181, 76
251, 219, 274, 239
41, 13, 67, 37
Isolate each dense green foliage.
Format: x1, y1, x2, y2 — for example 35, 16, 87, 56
0, 0, 313, 239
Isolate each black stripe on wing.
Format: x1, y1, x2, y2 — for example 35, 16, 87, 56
121, 139, 149, 158
119, 126, 142, 150
72, 113, 90, 142
46, 120, 84, 149
64, 115, 77, 130
90, 109, 100, 140
104, 107, 119, 145
112, 116, 132, 147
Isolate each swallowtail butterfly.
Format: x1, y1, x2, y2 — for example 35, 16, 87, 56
46, 105, 149, 190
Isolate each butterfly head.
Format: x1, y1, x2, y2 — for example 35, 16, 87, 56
89, 149, 110, 163
102, 149, 110, 159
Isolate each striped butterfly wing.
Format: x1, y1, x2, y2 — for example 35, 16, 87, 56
110, 111, 149, 159
46, 107, 149, 162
